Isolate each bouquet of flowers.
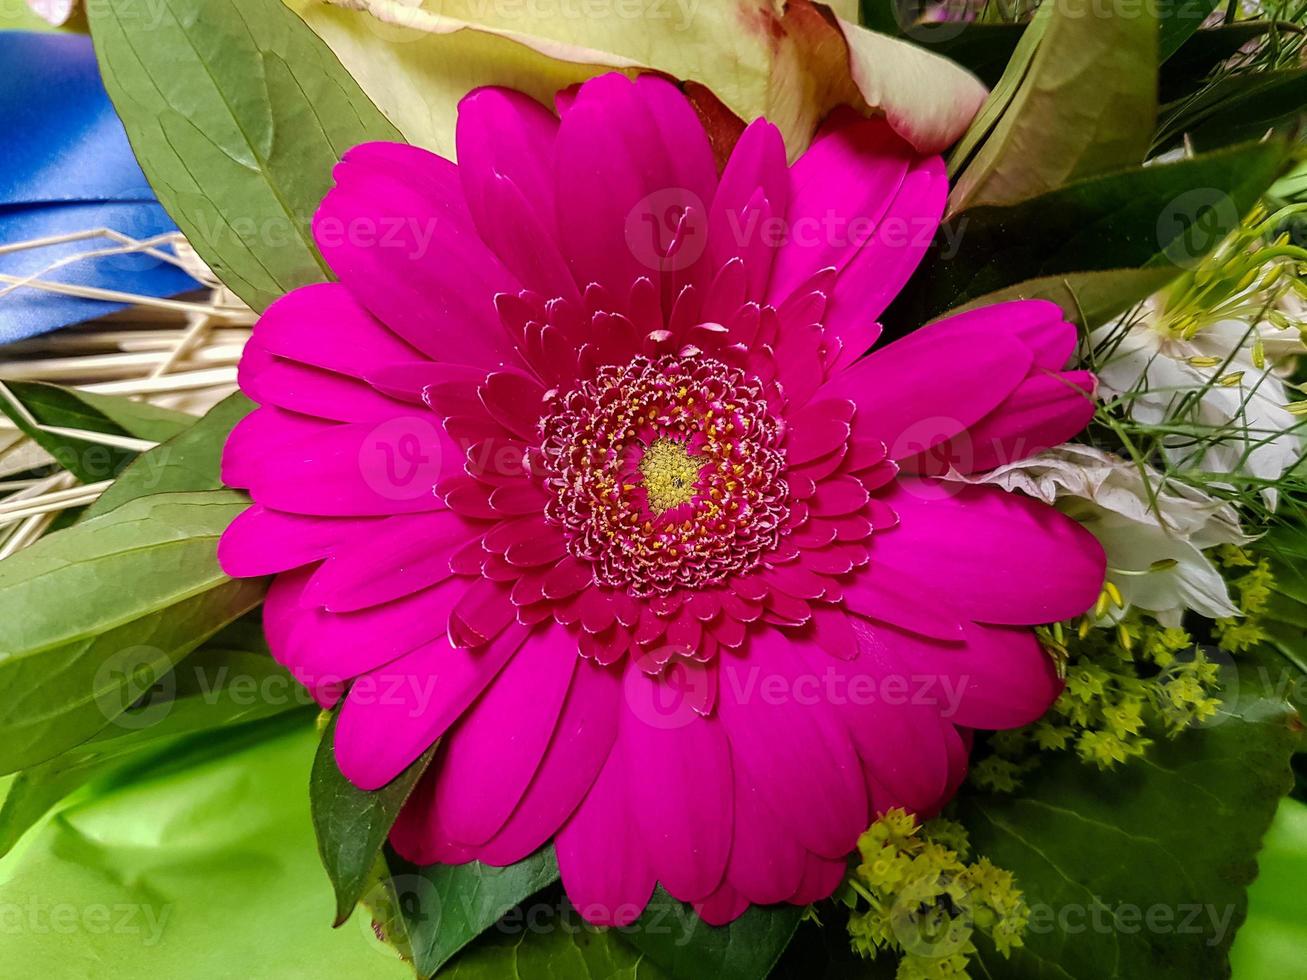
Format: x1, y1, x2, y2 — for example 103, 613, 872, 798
1, 0, 1304, 977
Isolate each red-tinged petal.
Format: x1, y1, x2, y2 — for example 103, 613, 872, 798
479, 370, 548, 440
843, 565, 966, 641
239, 343, 410, 425
785, 400, 854, 466
449, 578, 517, 648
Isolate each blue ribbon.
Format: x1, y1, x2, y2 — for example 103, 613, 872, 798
0, 31, 198, 345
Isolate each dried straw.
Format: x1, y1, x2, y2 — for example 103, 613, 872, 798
0, 230, 253, 554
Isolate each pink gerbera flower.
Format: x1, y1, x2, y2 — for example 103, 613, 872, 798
219, 73, 1105, 925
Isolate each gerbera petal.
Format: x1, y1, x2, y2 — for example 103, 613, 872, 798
556, 740, 656, 927
820, 317, 1032, 460
430, 626, 579, 846
478, 656, 621, 866
334, 622, 529, 790
624, 667, 733, 903
218, 505, 376, 578
313, 142, 522, 367
872, 478, 1106, 625
719, 630, 867, 859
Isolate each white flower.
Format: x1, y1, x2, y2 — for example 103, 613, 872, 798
1089, 223, 1306, 506
950, 445, 1248, 626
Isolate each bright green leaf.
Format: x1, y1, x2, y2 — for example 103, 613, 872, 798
0, 490, 264, 774
311, 711, 437, 926
85, 0, 402, 312
0, 714, 413, 978
621, 887, 804, 980
0, 638, 307, 859
1230, 797, 1307, 978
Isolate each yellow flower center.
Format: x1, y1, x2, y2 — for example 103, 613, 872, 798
638, 437, 704, 513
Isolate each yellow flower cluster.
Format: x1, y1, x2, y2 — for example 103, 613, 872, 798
845, 809, 1027, 979
1214, 545, 1275, 653
973, 601, 1233, 787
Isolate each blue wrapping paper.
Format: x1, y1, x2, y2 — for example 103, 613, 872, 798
0, 31, 199, 344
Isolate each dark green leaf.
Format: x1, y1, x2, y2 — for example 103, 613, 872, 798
386, 846, 562, 977
434, 912, 670, 980
937, 267, 1183, 331
956, 656, 1301, 979
928, 24, 1025, 88
888, 139, 1289, 329
1157, 68, 1307, 153
84, 393, 253, 519
0, 381, 191, 483
311, 711, 437, 926
0, 490, 264, 774
950, 0, 1158, 211
1157, 0, 1222, 61
85, 0, 402, 311
620, 887, 804, 980
1160, 23, 1276, 101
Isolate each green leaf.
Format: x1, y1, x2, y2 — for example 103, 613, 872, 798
937, 267, 1183, 331
956, 656, 1301, 979
1230, 797, 1307, 978
84, 393, 253, 520
1157, 0, 1222, 61
0, 713, 413, 978
311, 711, 437, 926
386, 846, 562, 977
1160, 23, 1275, 101
621, 887, 804, 980
0, 636, 307, 859
85, 0, 402, 312
887, 139, 1289, 329
434, 912, 670, 980
0, 490, 264, 774
0, 381, 191, 484
1157, 68, 1307, 153
929, 24, 1026, 88
949, 0, 1158, 211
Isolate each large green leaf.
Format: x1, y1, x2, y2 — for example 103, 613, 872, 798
85, 0, 401, 312
621, 888, 804, 980
387, 846, 562, 977
956, 657, 1301, 979
0, 636, 306, 859
949, 0, 1158, 211
1160, 23, 1276, 101
887, 139, 1289, 330
84, 393, 253, 519
0, 490, 264, 774
0, 713, 412, 978
0, 381, 191, 483
311, 711, 437, 925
